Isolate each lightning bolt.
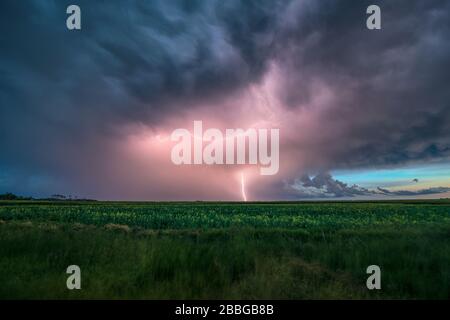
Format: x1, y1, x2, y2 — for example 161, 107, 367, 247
240, 171, 247, 202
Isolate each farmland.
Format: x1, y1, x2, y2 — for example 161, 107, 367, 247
0, 200, 449, 299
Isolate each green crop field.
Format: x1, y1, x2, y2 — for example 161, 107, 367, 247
0, 200, 449, 299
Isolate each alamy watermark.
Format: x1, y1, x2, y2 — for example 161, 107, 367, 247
170, 121, 280, 175
66, 5, 81, 30
66, 265, 81, 290
366, 265, 381, 290
66, 4, 380, 31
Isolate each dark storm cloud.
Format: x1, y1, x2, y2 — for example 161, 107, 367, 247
1, 0, 450, 198
376, 186, 450, 196
0, 0, 280, 126
284, 173, 450, 199
285, 172, 371, 198
0, 0, 283, 194
274, 0, 450, 169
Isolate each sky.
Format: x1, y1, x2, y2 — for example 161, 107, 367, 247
0, 0, 450, 200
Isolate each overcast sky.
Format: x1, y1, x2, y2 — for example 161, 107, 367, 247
1, 0, 449, 200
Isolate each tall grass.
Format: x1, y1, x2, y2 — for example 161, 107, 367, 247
0, 221, 448, 299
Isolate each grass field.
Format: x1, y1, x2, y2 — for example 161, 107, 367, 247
0, 200, 449, 299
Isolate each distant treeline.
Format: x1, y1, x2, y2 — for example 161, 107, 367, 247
0, 192, 95, 201
0, 193, 33, 200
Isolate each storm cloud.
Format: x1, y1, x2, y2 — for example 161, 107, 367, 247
284, 172, 450, 199
1, 0, 449, 199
